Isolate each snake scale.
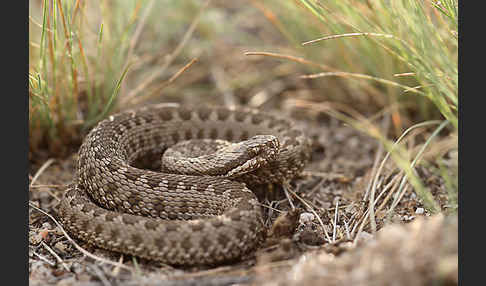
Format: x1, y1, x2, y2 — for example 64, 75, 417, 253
58, 103, 311, 265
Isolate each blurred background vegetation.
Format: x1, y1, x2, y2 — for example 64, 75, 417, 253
29, 0, 457, 213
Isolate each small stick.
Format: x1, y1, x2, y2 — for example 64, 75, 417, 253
284, 183, 332, 243
332, 199, 339, 242
30, 249, 56, 266
367, 115, 390, 234
302, 32, 396, 46
258, 203, 284, 213
282, 184, 295, 210
30, 184, 65, 189
375, 172, 404, 213
343, 219, 351, 240
89, 264, 112, 286
30, 158, 55, 187
111, 255, 124, 277
119, 0, 156, 95
129, 57, 199, 106
41, 241, 70, 271
177, 265, 234, 279
245, 51, 338, 73
301, 176, 326, 197
29, 159, 62, 201
212, 66, 236, 108
29, 201, 132, 271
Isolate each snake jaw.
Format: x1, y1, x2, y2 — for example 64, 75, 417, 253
225, 155, 270, 177
224, 135, 280, 178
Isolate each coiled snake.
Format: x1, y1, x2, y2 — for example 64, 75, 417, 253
58, 104, 311, 265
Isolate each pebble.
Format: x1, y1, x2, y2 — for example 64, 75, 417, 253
30, 232, 43, 245
54, 242, 67, 252
299, 212, 315, 224
42, 222, 52, 229
415, 207, 424, 215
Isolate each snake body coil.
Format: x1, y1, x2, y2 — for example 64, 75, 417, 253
58, 104, 311, 265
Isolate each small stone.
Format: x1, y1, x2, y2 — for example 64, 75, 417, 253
54, 242, 67, 252
299, 212, 315, 224
42, 222, 52, 229
40, 229, 50, 240
415, 207, 425, 215
402, 215, 415, 221
29, 232, 43, 245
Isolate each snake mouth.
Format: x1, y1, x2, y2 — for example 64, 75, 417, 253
225, 153, 273, 177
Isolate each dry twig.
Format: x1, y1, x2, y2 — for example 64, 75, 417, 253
29, 201, 132, 271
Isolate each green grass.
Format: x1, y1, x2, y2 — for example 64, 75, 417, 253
244, 0, 458, 213
29, 0, 143, 154
254, 0, 457, 127
296, 0, 457, 212
298, 0, 457, 128
29, 0, 218, 156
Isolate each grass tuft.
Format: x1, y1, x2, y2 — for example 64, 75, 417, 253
29, 1, 141, 157
283, 0, 458, 213
297, 0, 458, 128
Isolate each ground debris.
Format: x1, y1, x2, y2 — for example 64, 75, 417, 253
254, 214, 458, 286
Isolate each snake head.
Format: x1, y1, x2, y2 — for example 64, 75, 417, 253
224, 135, 280, 178
161, 134, 281, 179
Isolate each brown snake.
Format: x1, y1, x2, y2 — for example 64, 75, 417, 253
58, 104, 311, 265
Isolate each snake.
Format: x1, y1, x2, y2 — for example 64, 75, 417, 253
58, 103, 312, 266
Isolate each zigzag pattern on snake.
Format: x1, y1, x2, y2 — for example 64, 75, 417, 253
58, 104, 311, 265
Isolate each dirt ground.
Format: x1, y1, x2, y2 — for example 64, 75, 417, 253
28, 98, 458, 286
